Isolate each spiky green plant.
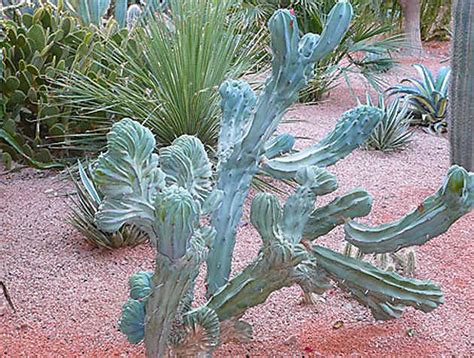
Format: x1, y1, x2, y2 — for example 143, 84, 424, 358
52, 0, 262, 153
68, 162, 148, 249
86, 5, 474, 356
387, 64, 451, 132
364, 95, 413, 152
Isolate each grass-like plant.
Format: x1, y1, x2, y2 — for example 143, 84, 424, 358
387, 64, 451, 132
364, 95, 413, 152
53, 0, 262, 153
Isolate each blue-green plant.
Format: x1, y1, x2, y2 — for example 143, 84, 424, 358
69, 161, 148, 249
61, 0, 160, 28
91, 3, 474, 356
449, 0, 474, 171
364, 94, 413, 152
387, 64, 451, 132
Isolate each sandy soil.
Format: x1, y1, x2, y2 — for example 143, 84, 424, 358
1, 42, 473, 357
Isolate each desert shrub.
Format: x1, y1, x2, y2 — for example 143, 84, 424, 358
364, 95, 413, 152
52, 0, 262, 154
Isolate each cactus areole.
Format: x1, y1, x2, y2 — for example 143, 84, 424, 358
91, 2, 474, 356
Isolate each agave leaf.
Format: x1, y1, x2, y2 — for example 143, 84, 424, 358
414, 64, 435, 93
77, 160, 101, 203
435, 66, 451, 95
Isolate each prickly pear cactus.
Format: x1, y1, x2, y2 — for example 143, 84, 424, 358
91, 3, 474, 356
0, 4, 130, 167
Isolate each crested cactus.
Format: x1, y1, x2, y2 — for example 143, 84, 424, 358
91, 3, 474, 356
449, 0, 474, 171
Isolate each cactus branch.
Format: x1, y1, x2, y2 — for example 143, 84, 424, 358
344, 166, 473, 253
311, 245, 444, 320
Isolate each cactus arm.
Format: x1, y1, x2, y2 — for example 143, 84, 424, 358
207, 242, 305, 321
250, 193, 282, 244
144, 252, 204, 357
262, 106, 383, 180
281, 167, 337, 244
311, 245, 444, 320
216, 80, 257, 167
263, 133, 295, 159
303, 189, 373, 241
309, 0, 353, 63
93, 119, 166, 234
206, 6, 353, 295
344, 166, 473, 254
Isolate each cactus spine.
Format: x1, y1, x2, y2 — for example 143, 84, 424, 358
449, 0, 474, 171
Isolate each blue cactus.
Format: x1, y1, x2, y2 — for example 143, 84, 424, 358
91, 3, 474, 356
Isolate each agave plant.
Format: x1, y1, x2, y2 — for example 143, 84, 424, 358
364, 94, 413, 152
69, 161, 148, 249
387, 64, 451, 133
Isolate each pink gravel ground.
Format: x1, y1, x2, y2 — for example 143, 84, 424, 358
1, 42, 473, 356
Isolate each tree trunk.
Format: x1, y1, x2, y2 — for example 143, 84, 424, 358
449, 0, 474, 171
398, 0, 423, 54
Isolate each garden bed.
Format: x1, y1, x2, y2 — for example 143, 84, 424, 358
1, 43, 472, 356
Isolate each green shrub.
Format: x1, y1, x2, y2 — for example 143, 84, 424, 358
53, 0, 262, 153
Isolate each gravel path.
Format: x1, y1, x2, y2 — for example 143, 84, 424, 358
1, 43, 472, 356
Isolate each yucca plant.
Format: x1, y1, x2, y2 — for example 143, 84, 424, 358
364, 94, 413, 152
69, 161, 148, 249
52, 0, 262, 153
387, 64, 451, 132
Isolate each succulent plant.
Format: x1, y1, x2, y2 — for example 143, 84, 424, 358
0, 5, 93, 167
0, 5, 130, 168
69, 161, 148, 249
387, 64, 451, 133
62, 0, 165, 29
364, 94, 413, 152
449, 0, 474, 171
90, 3, 473, 356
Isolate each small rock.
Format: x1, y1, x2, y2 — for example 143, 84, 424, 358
44, 189, 54, 194
283, 336, 297, 345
